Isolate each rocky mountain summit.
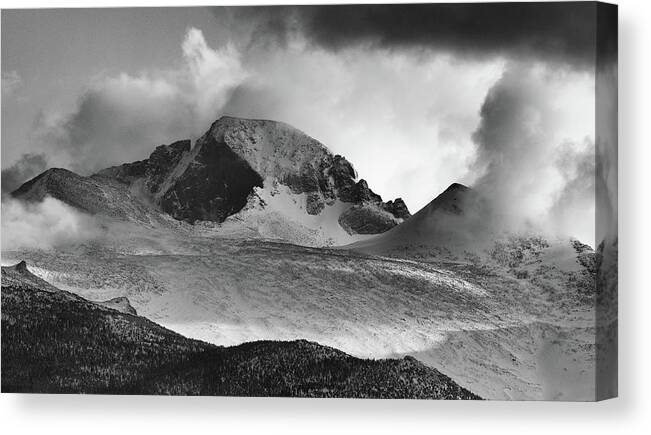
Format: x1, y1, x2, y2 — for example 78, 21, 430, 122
99, 116, 410, 228
14, 116, 409, 238
347, 182, 478, 255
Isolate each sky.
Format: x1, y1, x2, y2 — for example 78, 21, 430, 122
1, 3, 616, 246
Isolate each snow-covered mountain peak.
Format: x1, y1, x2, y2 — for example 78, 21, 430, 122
206, 116, 332, 180
11, 116, 411, 242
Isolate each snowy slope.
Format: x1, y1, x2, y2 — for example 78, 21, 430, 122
3, 221, 598, 400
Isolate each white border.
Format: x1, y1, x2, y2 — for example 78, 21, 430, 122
2, 0, 650, 434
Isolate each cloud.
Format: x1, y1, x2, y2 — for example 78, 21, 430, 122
222, 44, 503, 211
18, 21, 600, 247
34, 27, 245, 173
549, 143, 597, 246
1, 153, 48, 194
222, 3, 598, 68
469, 63, 596, 245
595, 64, 617, 245
1, 70, 23, 97
1, 196, 102, 251
30, 24, 503, 211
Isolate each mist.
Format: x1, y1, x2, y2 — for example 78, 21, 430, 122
1, 153, 48, 194
1, 196, 102, 251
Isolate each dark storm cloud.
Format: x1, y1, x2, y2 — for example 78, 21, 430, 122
224, 2, 599, 67
1, 153, 48, 194
597, 2, 618, 68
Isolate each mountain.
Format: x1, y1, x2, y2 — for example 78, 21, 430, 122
10, 167, 171, 226
346, 182, 598, 302
1, 261, 479, 399
3, 118, 601, 400
3, 225, 599, 399
345, 182, 484, 256
10, 116, 409, 244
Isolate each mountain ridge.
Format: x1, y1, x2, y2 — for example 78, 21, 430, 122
1, 261, 479, 399
12, 116, 410, 240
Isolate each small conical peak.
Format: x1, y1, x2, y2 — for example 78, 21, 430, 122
15, 260, 28, 274
11, 167, 83, 198
419, 182, 471, 216
443, 183, 469, 193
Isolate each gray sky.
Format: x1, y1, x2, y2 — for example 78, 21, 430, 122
1, 5, 604, 245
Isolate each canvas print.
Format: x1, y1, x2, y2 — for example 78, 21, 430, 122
1, 2, 617, 400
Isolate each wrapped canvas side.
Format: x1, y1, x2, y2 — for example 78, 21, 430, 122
595, 1, 618, 401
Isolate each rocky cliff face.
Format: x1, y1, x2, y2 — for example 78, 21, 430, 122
95, 116, 410, 233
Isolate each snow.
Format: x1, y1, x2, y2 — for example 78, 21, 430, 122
5, 224, 597, 400
213, 116, 332, 180
191, 179, 373, 246
1, 128, 598, 399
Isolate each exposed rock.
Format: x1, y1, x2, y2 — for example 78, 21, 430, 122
98, 140, 190, 195
306, 192, 325, 215
96, 296, 137, 315
15, 260, 28, 274
338, 204, 400, 235
383, 198, 411, 220
338, 179, 381, 204
158, 134, 263, 223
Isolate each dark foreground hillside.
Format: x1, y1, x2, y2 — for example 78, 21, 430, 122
1, 264, 479, 399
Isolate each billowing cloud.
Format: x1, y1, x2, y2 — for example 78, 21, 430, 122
1, 153, 48, 194
595, 64, 618, 246
1, 196, 102, 251
550, 143, 597, 246
31, 25, 503, 211
224, 44, 503, 211
34, 27, 245, 173
12, 18, 600, 247
469, 63, 596, 245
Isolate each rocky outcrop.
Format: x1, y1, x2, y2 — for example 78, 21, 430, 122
96, 296, 137, 315
338, 204, 400, 235
97, 140, 190, 195
383, 198, 411, 220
